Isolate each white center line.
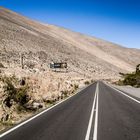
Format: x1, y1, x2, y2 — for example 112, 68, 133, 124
85, 82, 98, 140
93, 83, 99, 140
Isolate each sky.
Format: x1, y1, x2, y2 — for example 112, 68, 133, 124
0, 0, 140, 49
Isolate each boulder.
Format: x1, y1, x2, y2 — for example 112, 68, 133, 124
32, 102, 43, 109
24, 100, 43, 110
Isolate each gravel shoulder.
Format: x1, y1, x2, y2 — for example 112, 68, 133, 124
112, 85, 140, 99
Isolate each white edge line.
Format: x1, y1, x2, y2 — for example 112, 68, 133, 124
93, 82, 99, 140
105, 82, 140, 104
0, 83, 93, 138
85, 82, 98, 140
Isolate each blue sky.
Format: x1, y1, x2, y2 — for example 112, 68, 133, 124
0, 0, 140, 49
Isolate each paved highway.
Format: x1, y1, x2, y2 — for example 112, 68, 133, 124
0, 82, 140, 140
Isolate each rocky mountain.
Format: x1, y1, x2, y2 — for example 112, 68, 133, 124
0, 7, 140, 80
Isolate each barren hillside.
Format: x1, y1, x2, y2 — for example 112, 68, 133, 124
0, 7, 140, 131
0, 6, 140, 79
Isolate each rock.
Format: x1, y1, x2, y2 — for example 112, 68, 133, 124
42, 95, 48, 102
33, 68, 40, 73
1, 113, 9, 122
24, 100, 43, 110
32, 102, 43, 109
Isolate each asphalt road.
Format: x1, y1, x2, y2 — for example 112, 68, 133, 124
1, 82, 140, 140
98, 82, 140, 140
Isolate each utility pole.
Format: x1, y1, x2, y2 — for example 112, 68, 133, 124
20, 53, 24, 69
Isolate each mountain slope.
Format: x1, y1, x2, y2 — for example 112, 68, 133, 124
0, 7, 140, 80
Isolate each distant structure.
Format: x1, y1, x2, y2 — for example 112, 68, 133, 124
20, 53, 24, 69
50, 62, 67, 72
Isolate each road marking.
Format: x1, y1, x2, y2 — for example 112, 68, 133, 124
0, 84, 94, 138
105, 83, 140, 104
93, 82, 99, 140
85, 82, 98, 140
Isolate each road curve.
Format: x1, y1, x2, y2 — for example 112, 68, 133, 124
1, 81, 140, 140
